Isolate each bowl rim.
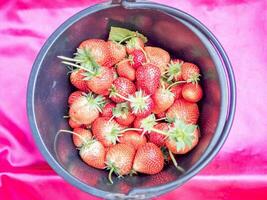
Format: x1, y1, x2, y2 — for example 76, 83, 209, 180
27, 1, 236, 199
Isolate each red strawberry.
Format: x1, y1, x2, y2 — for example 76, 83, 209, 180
69, 93, 105, 125
110, 66, 118, 81
133, 117, 143, 129
68, 91, 84, 105
106, 41, 126, 67
156, 112, 166, 119
119, 131, 147, 150
170, 84, 184, 100
136, 63, 161, 94
106, 143, 136, 183
181, 62, 200, 83
110, 77, 136, 103
148, 123, 169, 147
92, 117, 122, 147
166, 99, 199, 124
86, 66, 114, 95
166, 59, 184, 81
128, 90, 154, 118
72, 128, 92, 148
79, 39, 110, 66
166, 119, 199, 154
70, 69, 89, 92
133, 143, 164, 174
79, 139, 106, 169
113, 102, 136, 126
129, 50, 146, 69
182, 83, 203, 103
145, 46, 170, 74
68, 118, 83, 129
152, 88, 175, 114
116, 60, 136, 81
126, 37, 145, 54
101, 102, 116, 118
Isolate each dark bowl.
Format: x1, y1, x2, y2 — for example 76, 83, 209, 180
27, 0, 236, 199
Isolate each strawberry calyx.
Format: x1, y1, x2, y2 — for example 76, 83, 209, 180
105, 120, 123, 145
168, 119, 197, 151
112, 102, 131, 119
166, 60, 184, 82
187, 73, 201, 84
106, 162, 121, 184
128, 90, 151, 115
139, 114, 168, 136
84, 92, 106, 113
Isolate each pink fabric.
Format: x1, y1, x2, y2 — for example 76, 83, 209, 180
1, 0, 267, 199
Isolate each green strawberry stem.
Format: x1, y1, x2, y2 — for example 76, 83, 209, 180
155, 117, 166, 122
63, 115, 70, 119
119, 35, 135, 44
56, 130, 88, 144
61, 61, 94, 74
168, 149, 185, 173
138, 45, 149, 62
120, 128, 143, 133
150, 127, 168, 136
108, 167, 114, 184
57, 55, 82, 63
112, 92, 131, 102
167, 81, 187, 90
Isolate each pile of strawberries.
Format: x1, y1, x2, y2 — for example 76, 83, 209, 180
58, 27, 203, 183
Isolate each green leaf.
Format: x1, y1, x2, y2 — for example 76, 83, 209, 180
108, 27, 147, 43
184, 124, 197, 134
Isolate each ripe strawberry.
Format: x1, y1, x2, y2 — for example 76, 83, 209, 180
116, 60, 136, 81
86, 66, 114, 95
68, 91, 84, 105
126, 37, 145, 54
119, 131, 147, 150
152, 88, 175, 114
182, 83, 203, 103
133, 143, 164, 174
110, 77, 136, 103
69, 93, 105, 125
136, 63, 161, 94
148, 123, 169, 147
110, 66, 118, 81
106, 41, 126, 67
133, 117, 143, 129
92, 117, 122, 147
79, 39, 110, 66
181, 62, 200, 83
170, 84, 184, 100
72, 128, 92, 148
113, 102, 136, 126
70, 69, 89, 92
166, 119, 199, 154
101, 102, 116, 118
144, 46, 170, 74
166, 59, 184, 81
156, 112, 166, 119
79, 139, 106, 169
129, 50, 146, 69
128, 90, 154, 118
166, 99, 199, 124
106, 143, 136, 183
68, 118, 83, 129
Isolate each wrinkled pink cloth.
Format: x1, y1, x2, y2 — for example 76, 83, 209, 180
0, 0, 267, 199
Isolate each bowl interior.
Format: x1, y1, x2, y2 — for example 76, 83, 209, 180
31, 5, 224, 197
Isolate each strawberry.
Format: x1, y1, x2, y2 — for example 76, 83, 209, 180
156, 112, 166, 119
152, 88, 175, 114
72, 128, 92, 148
85, 66, 114, 95
110, 77, 136, 103
136, 63, 161, 94
106, 143, 136, 183
106, 41, 126, 67
182, 83, 203, 103
113, 102, 136, 126
170, 84, 184, 100
133, 143, 164, 174
181, 62, 200, 83
70, 69, 89, 92
69, 93, 105, 125
68, 91, 84, 105
166, 99, 199, 124
101, 102, 116, 118
144, 46, 170, 74
166, 59, 184, 81
129, 50, 146, 69
79, 39, 110, 66
166, 119, 199, 154
110, 66, 118, 81
116, 60, 136, 81
79, 139, 106, 169
148, 123, 169, 147
126, 37, 145, 54
68, 118, 83, 129
133, 117, 143, 129
92, 117, 122, 147
119, 131, 147, 150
